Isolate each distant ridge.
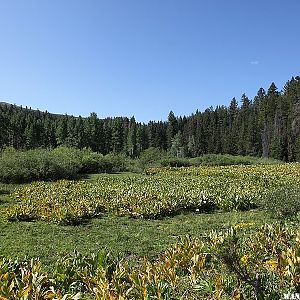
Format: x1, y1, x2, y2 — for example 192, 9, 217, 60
0, 101, 65, 118
0, 101, 13, 107
0, 101, 38, 110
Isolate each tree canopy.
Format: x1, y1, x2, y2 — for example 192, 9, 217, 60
1, 76, 300, 161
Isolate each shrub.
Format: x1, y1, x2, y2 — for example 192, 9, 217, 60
0, 147, 135, 183
104, 153, 131, 173
80, 149, 105, 173
189, 154, 280, 166
0, 147, 82, 183
262, 186, 300, 219
138, 148, 168, 170
50, 147, 83, 179
160, 158, 191, 167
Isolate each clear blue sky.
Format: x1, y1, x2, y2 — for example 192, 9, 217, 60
0, 0, 299, 122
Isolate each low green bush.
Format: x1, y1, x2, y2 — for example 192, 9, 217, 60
104, 153, 131, 173
160, 158, 191, 167
80, 149, 105, 173
0, 147, 82, 183
262, 186, 300, 219
138, 147, 169, 170
189, 154, 280, 166
0, 147, 135, 183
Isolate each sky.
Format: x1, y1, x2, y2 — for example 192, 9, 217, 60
0, 0, 300, 123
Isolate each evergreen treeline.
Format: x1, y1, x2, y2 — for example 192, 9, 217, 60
1, 76, 300, 161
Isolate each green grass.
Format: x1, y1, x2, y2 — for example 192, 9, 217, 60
0, 174, 271, 268
0, 211, 267, 265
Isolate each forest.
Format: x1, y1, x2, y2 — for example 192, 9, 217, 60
1, 76, 300, 162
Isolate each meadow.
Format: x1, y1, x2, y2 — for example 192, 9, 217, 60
1, 162, 300, 299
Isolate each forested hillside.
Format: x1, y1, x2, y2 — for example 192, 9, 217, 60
1, 76, 300, 161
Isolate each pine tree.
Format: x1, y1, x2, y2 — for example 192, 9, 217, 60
238, 94, 252, 155
170, 132, 184, 157
127, 116, 137, 157
167, 111, 178, 148
136, 125, 149, 153
56, 116, 68, 146
112, 118, 124, 153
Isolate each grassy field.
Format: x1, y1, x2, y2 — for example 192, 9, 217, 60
1, 166, 300, 299
0, 174, 269, 266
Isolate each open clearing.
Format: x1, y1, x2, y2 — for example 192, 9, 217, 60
1, 165, 299, 299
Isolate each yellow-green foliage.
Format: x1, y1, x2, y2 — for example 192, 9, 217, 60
0, 257, 80, 299
5, 164, 300, 224
1, 224, 300, 299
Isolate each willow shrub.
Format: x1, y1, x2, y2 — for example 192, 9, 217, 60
0, 147, 131, 183
0, 147, 82, 183
262, 185, 300, 220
